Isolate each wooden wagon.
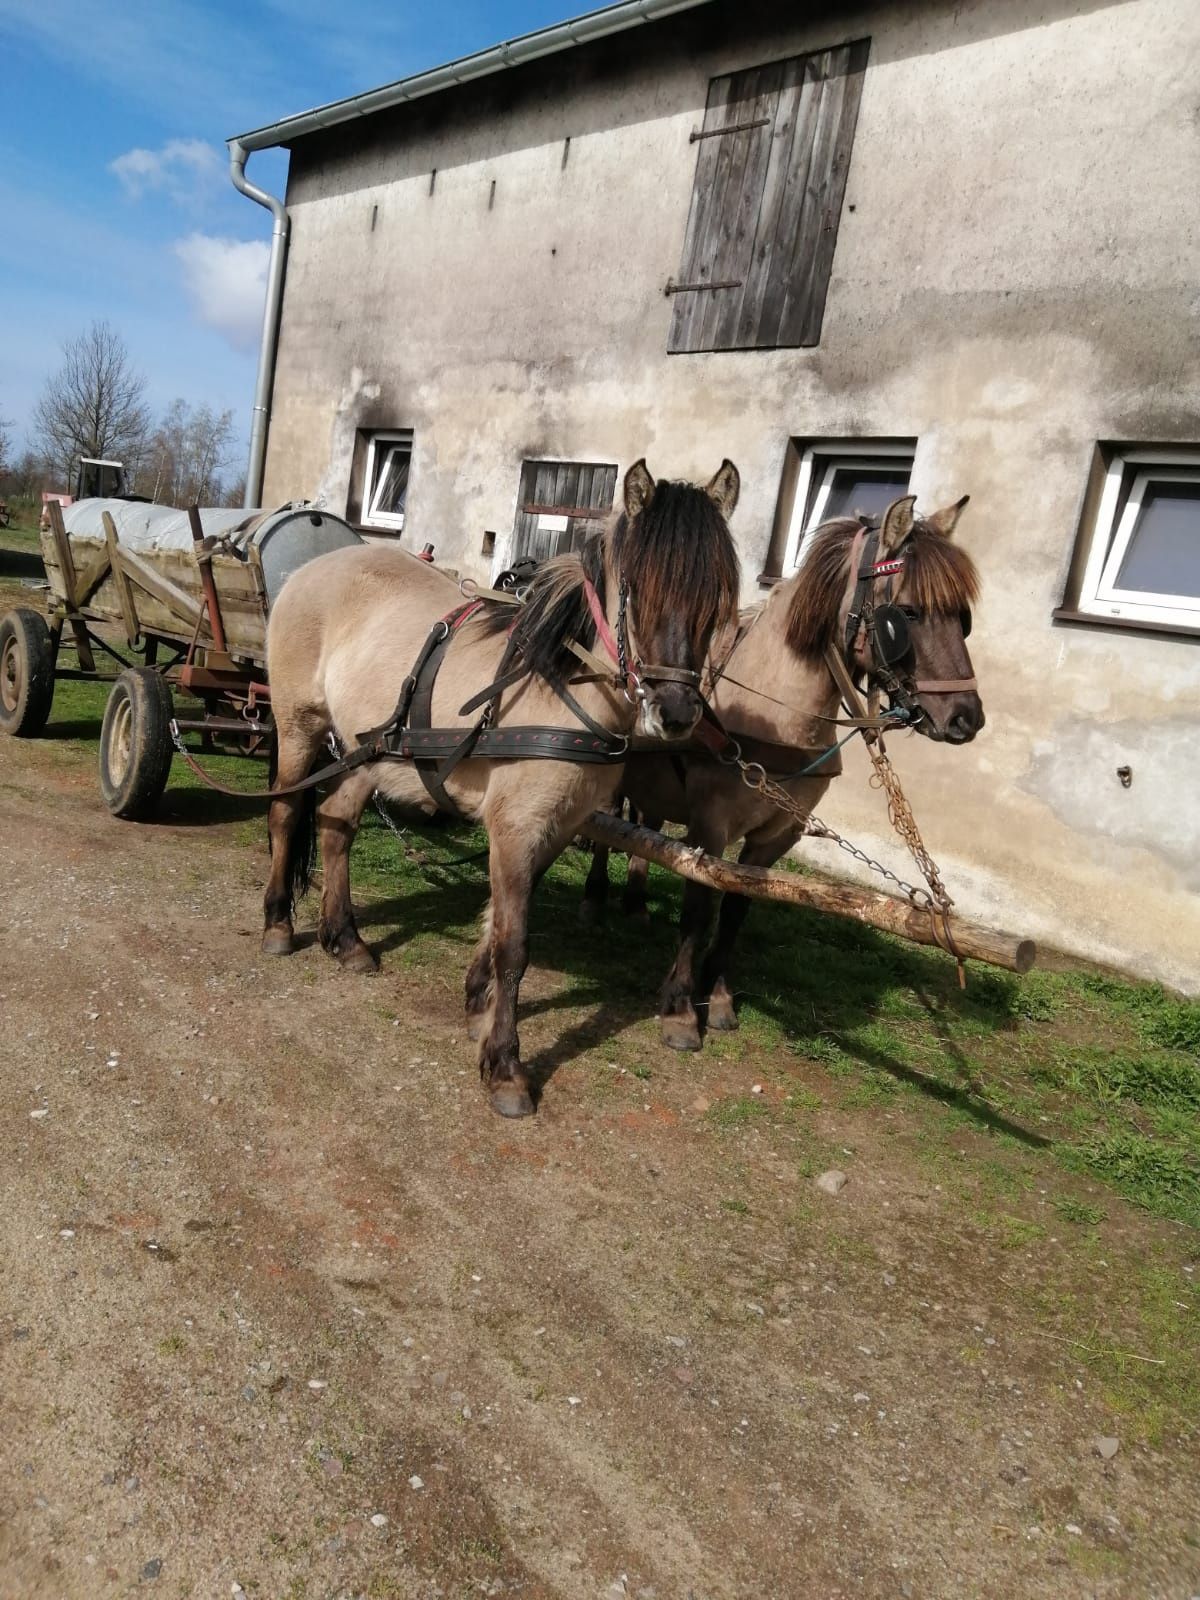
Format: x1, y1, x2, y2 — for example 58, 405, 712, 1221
0, 498, 361, 817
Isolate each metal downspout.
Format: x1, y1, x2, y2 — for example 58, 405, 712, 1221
228, 138, 289, 509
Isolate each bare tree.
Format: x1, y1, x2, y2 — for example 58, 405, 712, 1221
33, 321, 150, 488
0, 414, 11, 480
3, 449, 50, 500
138, 398, 235, 507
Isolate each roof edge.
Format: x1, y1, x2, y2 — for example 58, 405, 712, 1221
227, 0, 715, 153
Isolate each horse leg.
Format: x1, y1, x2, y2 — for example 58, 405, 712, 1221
580, 842, 610, 925
477, 831, 556, 1119
262, 721, 322, 957
621, 807, 658, 922
702, 828, 800, 1031
464, 903, 494, 1042
657, 813, 727, 1050
316, 768, 379, 972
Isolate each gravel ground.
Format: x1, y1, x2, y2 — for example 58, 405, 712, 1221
0, 708, 1197, 1600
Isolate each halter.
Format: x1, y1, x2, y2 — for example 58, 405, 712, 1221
842, 523, 977, 722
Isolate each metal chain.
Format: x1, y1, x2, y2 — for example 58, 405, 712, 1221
728, 739, 952, 914
327, 732, 412, 848
863, 740, 954, 911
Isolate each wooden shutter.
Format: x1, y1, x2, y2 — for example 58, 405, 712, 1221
511, 461, 618, 564
668, 39, 869, 353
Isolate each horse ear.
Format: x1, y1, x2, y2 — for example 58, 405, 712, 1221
925, 494, 970, 539
878, 495, 917, 555
623, 459, 656, 518
705, 459, 740, 519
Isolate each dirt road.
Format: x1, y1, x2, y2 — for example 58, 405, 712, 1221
1, 710, 1197, 1599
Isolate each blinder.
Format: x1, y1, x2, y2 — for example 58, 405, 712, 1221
872, 604, 912, 666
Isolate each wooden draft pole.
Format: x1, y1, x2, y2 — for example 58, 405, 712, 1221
579, 812, 1036, 976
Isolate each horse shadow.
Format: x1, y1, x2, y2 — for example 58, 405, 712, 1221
346, 819, 1046, 1145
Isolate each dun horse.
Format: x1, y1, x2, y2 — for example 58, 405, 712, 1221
583, 494, 983, 1050
263, 461, 741, 1115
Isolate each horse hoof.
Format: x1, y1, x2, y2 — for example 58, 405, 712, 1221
489, 1080, 536, 1119
339, 943, 379, 974
660, 1015, 702, 1052
261, 927, 294, 957
705, 1001, 739, 1033
622, 902, 650, 925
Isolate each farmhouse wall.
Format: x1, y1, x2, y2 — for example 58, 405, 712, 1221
261, 0, 1200, 993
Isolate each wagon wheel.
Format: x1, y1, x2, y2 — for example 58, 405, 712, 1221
0, 607, 55, 738
99, 667, 175, 820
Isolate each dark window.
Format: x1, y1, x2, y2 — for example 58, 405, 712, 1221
510, 460, 618, 565
668, 39, 869, 354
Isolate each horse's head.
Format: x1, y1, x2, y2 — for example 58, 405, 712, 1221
786, 494, 983, 744
610, 459, 741, 739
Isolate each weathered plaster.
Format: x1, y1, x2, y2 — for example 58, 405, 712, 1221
258, 0, 1200, 991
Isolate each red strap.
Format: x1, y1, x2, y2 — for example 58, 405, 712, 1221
583, 577, 621, 666
450, 599, 482, 630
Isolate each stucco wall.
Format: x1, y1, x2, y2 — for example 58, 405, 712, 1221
261, 0, 1200, 992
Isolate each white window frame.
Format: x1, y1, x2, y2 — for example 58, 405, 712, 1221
781, 441, 914, 575
361, 430, 413, 531
1077, 449, 1200, 628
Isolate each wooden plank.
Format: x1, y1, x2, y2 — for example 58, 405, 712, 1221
116, 543, 209, 636
45, 501, 79, 608
101, 513, 140, 644
520, 502, 607, 520
47, 501, 96, 670
689, 65, 770, 353
734, 52, 810, 347
707, 62, 785, 350
781, 39, 869, 347
668, 72, 736, 352
72, 544, 113, 608
752, 51, 830, 348
579, 812, 1037, 975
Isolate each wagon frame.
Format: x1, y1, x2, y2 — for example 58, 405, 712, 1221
0, 501, 314, 817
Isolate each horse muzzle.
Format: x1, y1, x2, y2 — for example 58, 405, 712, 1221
916, 692, 985, 744
638, 680, 705, 741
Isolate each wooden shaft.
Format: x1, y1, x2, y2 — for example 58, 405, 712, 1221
187, 506, 228, 652
579, 812, 1036, 975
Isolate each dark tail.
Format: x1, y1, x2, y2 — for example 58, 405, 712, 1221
289, 783, 318, 903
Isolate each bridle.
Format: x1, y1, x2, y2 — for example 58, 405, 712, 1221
842, 522, 976, 727
582, 572, 703, 705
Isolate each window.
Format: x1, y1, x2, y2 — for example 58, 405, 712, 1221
361, 431, 413, 531
507, 460, 618, 569
1074, 449, 1200, 630
779, 440, 915, 575
668, 39, 869, 354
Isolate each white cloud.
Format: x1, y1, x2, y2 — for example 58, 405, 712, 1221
110, 139, 224, 203
174, 234, 269, 352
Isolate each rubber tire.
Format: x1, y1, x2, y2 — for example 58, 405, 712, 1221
0, 608, 55, 738
99, 668, 175, 820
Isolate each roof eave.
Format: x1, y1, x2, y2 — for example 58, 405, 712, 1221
227, 0, 715, 153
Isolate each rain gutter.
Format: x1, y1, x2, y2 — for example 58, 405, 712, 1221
227, 0, 715, 502
229, 139, 289, 508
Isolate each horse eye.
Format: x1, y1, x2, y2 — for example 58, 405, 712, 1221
960, 609, 973, 638
899, 606, 922, 621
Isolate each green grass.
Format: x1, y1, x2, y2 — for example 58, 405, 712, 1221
4, 555, 1198, 1231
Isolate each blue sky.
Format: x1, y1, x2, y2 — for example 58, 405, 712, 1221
0, 0, 571, 466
